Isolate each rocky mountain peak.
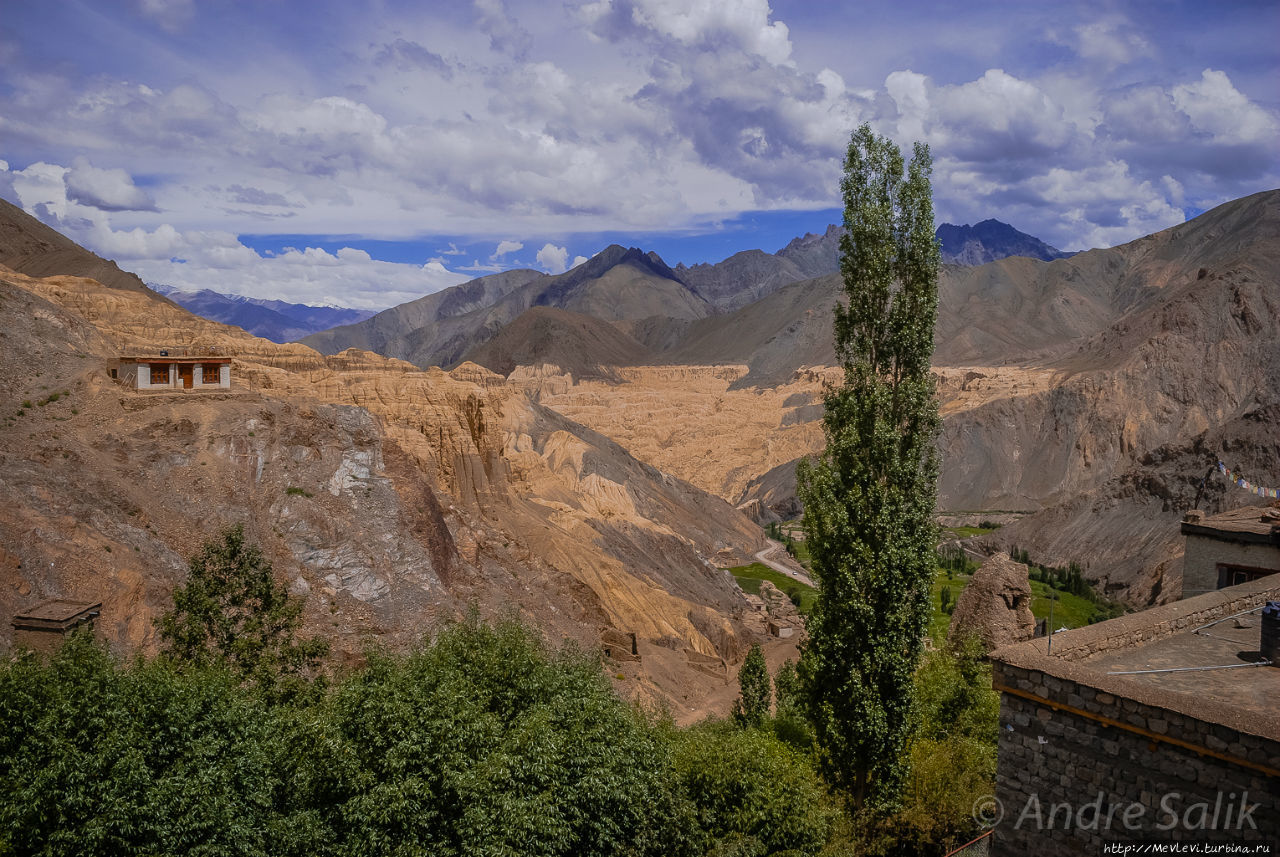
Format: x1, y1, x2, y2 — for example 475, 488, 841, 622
937, 219, 1072, 265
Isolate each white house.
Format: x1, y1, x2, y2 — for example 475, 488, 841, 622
115, 352, 233, 391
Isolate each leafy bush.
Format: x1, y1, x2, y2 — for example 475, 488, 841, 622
309, 616, 697, 857
0, 634, 280, 856
870, 637, 998, 856
671, 722, 837, 856
0, 620, 703, 857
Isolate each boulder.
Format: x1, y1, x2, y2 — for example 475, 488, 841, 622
948, 553, 1036, 651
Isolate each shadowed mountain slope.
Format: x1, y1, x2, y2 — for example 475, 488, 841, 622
302, 245, 708, 370
0, 197, 160, 295
462, 306, 654, 379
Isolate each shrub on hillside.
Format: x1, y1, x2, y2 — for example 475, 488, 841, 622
670, 721, 837, 856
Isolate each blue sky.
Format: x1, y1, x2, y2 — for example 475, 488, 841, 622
1, 0, 1276, 309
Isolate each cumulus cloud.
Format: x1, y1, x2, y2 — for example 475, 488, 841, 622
535, 242, 569, 273
492, 240, 523, 259
65, 157, 157, 211
2, 2, 1276, 278
0, 159, 466, 308
1172, 69, 1278, 145
597, 0, 794, 65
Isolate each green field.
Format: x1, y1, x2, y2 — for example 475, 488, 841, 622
930, 570, 971, 639
941, 525, 998, 539
1029, 580, 1101, 631
727, 563, 819, 615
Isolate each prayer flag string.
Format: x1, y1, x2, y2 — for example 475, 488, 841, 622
1216, 461, 1280, 499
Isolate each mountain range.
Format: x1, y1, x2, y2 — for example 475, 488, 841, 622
307, 189, 1280, 606
2, 185, 1277, 707
301, 218, 1069, 370
936, 219, 1072, 265
153, 286, 376, 343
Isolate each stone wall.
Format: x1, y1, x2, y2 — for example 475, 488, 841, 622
991, 661, 1280, 854
1183, 532, 1280, 599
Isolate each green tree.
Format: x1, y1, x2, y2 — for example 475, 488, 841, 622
732, 643, 771, 728
771, 659, 815, 750
157, 524, 327, 687
796, 123, 941, 812
671, 721, 837, 856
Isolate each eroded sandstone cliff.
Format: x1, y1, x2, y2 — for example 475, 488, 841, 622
0, 265, 768, 713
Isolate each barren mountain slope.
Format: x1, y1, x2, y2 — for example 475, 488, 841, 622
990, 402, 1280, 606
0, 198, 159, 295
523, 191, 1280, 605
300, 267, 546, 356
462, 307, 654, 379
0, 263, 771, 712
302, 246, 710, 371
673, 249, 811, 312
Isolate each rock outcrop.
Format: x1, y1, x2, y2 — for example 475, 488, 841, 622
0, 256, 767, 712
948, 554, 1037, 651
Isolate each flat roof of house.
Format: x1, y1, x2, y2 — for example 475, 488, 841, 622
991, 574, 1280, 743
12, 598, 102, 630
124, 355, 233, 363
1182, 503, 1280, 544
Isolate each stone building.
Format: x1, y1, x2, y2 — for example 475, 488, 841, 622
115, 351, 232, 391
1180, 505, 1280, 598
988, 574, 1279, 853
11, 599, 102, 654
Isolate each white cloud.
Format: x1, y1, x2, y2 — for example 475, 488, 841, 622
65, 157, 157, 211
492, 240, 524, 259
0, 159, 466, 309
1068, 17, 1152, 67
1172, 69, 1278, 145
618, 0, 794, 65
570, 255, 588, 269
535, 242, 569, 273
932, 69, 1071, 161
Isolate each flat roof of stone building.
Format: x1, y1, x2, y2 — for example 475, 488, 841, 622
123, 355, 233, 363
1081, 614, 1279, 717
1182, 503, 1280, 541
12, 598, 102, 630
991, 573, 1280, 743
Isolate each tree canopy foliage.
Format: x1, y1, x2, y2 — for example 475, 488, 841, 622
0, 619, 872, 857
157, 523, 327, 688
732, 643, 771, 729
797, 122, 942, 811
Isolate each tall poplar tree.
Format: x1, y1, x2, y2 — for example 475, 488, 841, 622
796, 123, 941, 812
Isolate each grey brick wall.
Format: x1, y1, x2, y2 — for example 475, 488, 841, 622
990, 662, 1279, 854
1183, 533, 1280, 599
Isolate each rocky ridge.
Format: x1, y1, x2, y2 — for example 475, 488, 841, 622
0, 259, 773, 714
504, 191, 1280, 605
